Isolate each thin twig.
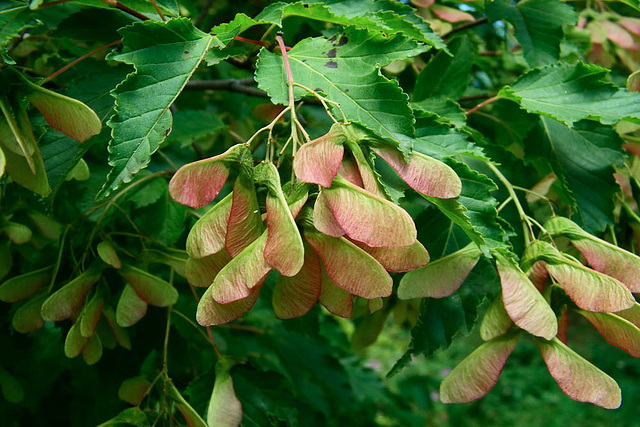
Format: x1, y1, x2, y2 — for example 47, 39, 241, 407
445, 16, 489, 39
149, 0, 166, 21
466, 95, 499, 116
184, 78, 268, 98
46, 39, 122, 82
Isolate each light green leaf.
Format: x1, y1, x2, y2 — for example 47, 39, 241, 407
256, 27, 427, 152
487, 0, 577, 67
526, 118, 625, 233
165, 110, 225, 147
101, 19, 220, 197
499, 62, 640, 126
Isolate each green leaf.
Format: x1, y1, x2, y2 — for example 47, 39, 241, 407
0, 3, 76, 50
412, 99, 467, 128
165, 110, 225, 147
536, 337, 621, 409
526, 118, 626, 233
101, 19, 220, 197
256, 27, 427, 151
499, 62, 640, 126
389, 257, 500, 377
440, 333, 520, 403
487, 0, 577, 67
414, 36, 474, 101
0, 366, 24, 403
424, 160, 509, 251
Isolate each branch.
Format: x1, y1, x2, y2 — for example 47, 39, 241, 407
184, 78, 268, 98
444, 16, 489, 39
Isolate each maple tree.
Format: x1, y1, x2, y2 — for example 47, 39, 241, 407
2, 0, 640, 425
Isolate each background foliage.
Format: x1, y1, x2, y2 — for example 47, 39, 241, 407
1, 0, 640, 425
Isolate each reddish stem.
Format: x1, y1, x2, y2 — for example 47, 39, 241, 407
46, 39, 122, 81
234, 36, 292, 50
466, 95, 499, 116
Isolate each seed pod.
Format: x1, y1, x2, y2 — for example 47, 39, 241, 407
536, 337, 621, 409
0, 266, 51, 303
440, 334, 520, 403
374, 145, 462, 199
305, 230, 392, 299
352, 239, 429, 273
575, 309, 640, 357
225, 174, 263, 257
118, 264, 178, 307
116, 284, 148, 328
41, 266, 102, 322
398, 244, 481, 300
322, 175, 416, 248
207, 359, 242, 427
479, 296, 512, 341
293, 124, 346, 187
197, 283, 261, 326
319, 269, 353, 318
186, 194, 232, 258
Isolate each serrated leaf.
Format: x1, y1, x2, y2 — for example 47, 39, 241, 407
207, 359, 242, 427
499, 62, 640, 126
0, 265, 51, 303
414, 36, 473, 101
255, 1, 444, 49
536, 337, 621, 409
389, 257, 500, 377
304, 230, 392, 299
41, 267, 101, 322
256, 27, 427, 151
526, 118, 625, 233
118, 264, 178, 307
116, 284, 148, 328
487, 0, 577, 67
411, 112, 485, 160
398, 244, 481, 299
440, 334, 519, 403
165, 109, 225, 146
412, 99, 467, 128
101, 19, 219, 196
424, 160, 508, 250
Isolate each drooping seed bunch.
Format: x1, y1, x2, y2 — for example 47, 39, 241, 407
398, 215, 640, 409
169, 122, 463, 326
